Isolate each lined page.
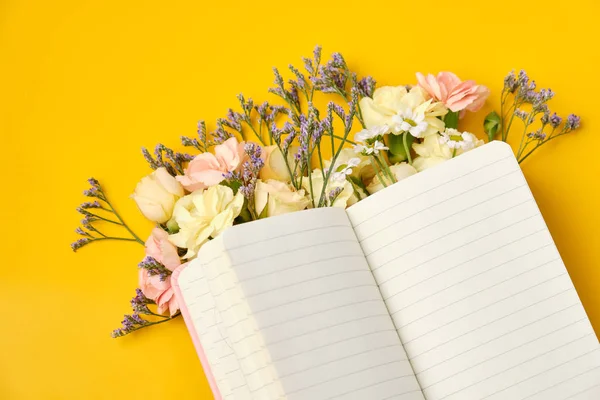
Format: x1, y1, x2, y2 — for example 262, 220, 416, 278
179, 208, 425, 400
177, 241, 256, 399
347, 141, 600, 400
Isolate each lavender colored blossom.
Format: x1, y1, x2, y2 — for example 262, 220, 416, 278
111, 313, 150, 338
514, 109, 529, 120
130, 288, 154, 315
138, 256, 171, 281
357, 76, 376, 98
504, 70, 518, 92
549, 113, 563, 128
327, 187, 344, 205
565, 114, 581, 130
71, 238, 91, 252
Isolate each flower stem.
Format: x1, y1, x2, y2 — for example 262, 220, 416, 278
403, 133, 413, 164
98, 189, 144, 245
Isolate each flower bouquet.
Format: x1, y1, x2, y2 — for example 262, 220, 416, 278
71, 46, 580, 337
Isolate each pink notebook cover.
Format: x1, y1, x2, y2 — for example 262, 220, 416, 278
172, 264, 223, 400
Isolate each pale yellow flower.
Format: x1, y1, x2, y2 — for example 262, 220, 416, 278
259, 145, 291, 182
366, 163, 418, 194
131, 167, 184, 223
254, 179, 310, 217
168, 185, 244, 259
302, 169, 354, 208
359, 86, 447, 137
412, 132, 483, 172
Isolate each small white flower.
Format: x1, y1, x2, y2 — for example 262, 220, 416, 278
354, 125, 389, 143
439, 128, 477, 150
372, 140, 389, 154
391, 109, 429, 138
332, 157, 361, 182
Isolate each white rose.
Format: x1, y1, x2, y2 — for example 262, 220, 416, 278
168, 185, 244, 259
302, 169, 354, 208
366, 163, 418, 194
259, 145, 291, 182
131, 167, 184, 223
254, 179, 310, 217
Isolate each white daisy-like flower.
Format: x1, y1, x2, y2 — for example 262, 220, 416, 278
390, 109, 429, 138
332, 157, 361, 182
354, 125, 389, 143
439, 128, 477, 150
353, 141, 388, 156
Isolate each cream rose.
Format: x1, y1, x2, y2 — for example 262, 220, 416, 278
302, 169, 354, 208
168, 185, 244, 258
254, 179, 310, 217
131, 167, 184, 223
260, 145, 291, 182
366, 163, 418, 194
412, 132, 483, 172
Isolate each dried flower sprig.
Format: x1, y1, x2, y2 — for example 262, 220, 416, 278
181, 120, 213, 152
71, 178, 144, 251
111, 289, 180, 338
141, 144, 194, 176
484, 70, 581, 163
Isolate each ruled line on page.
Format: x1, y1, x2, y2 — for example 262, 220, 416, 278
352, 155, 514, 227
521, 365, 600, 400
422, 318, 589, 389
265, 313, 390, 346
397, 258, 561, 329
279, 344, 401, 380
271, 328, 397, 363
433, 334, 596, 400
409, 287, 576, 358
415, 303, 583, 375
378, 221, 544, 290
477, 348, 600, 400
402, 273, 568, 342
390, 243, 554, 314
323, 375, 419, 400
372, 204, 537, 275
363, 183, 527, 255
286, 360, 409, 396
563, 382, 600, 400
260, 299, 382, 330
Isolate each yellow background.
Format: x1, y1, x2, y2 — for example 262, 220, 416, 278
1, 0, 599, 398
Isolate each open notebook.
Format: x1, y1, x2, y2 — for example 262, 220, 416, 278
172, 141, 600, 400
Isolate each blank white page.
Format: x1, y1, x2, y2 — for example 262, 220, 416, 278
347, 141, 600, 400
178, 208, 425, 400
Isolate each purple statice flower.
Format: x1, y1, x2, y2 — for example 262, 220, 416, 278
327, 187, 344, 206
504, 70, 518, 92
80, 201, 101, 209
237, 93, 254, 115
71, 238, 91, 252
517, 70, 529, 88
75, 227, 90, 237
111, 313, 149, 338
548, 112, 562, 128
565, 114, 581, 130
141, 147, 160, 170
211, 125, 233, 145
282, 128, 297, 154
514, 109, 529, 121
130, 288, 154, 315
357, 76, 376, 98
238, 143, 264, 201
527, 129, 546, 141
138, 256, 171, 282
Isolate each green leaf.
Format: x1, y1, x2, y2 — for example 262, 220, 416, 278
443, 110, 460, 129
387, 133, 414, 163
483, 111, 502, 142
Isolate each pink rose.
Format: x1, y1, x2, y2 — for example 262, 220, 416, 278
138, 228, 183, 316
145, 228, 181, 270
176, 137, 247, 192
416, 72, 490, 116
139, 269, 180, 316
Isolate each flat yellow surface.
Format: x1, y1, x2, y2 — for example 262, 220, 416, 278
1, 0, 599, 398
